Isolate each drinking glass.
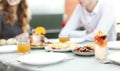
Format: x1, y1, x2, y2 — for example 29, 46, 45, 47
58, 35, 70, 43
94, 34, 108, 63
17, 38, 30, 54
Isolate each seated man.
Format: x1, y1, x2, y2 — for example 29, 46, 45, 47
59, 0, 116, 41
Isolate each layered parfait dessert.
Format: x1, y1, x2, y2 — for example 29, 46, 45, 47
94, 30, 107, 59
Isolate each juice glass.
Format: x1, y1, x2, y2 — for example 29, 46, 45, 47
17, 38, 30, 54
59, 35, 70, 43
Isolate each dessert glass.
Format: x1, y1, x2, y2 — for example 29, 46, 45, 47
94, 31, 108, 63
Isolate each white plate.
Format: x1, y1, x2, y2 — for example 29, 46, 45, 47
18, 53, 68, 65
107, 41, 120, 49
0, 45, 17, 53
45, 46, 72, 52
70, 38, 85, 43
46, 38, 59, 42
72, 51, 94, 56
47, 38, 85, 43
108, 52, 120, 64
30, 45, 45, 49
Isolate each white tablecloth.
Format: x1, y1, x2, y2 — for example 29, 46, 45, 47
0, 47, 120, 71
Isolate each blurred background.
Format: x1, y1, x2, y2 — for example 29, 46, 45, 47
28, 0, 120, 39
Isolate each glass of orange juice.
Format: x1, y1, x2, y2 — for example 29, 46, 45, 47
17, 38, 30, 54
59, 35, 70, 43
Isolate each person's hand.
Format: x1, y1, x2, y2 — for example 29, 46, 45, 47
15, 32, 29, 40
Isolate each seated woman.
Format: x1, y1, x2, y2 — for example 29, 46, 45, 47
59, 0, 116, 41
0, 0, 31, 39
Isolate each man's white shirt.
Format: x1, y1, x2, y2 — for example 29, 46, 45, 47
59, 0, 116, 41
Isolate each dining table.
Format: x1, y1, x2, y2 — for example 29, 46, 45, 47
0, 39, 120, 71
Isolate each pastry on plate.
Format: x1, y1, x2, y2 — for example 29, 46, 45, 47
0, 39, 6, 45
6, 38, 17, 45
